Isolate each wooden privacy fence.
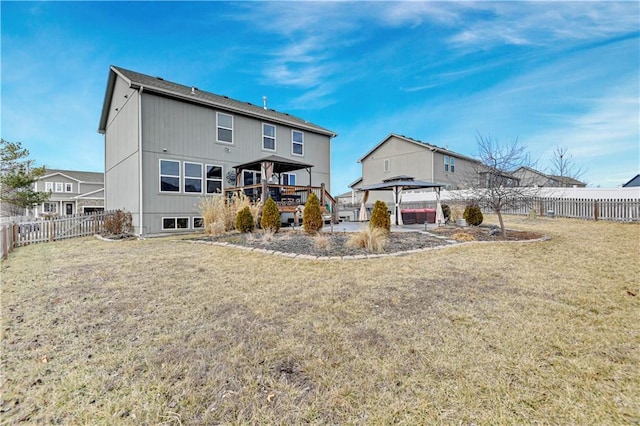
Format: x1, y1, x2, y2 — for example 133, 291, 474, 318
1, 211, 113, 260
492, 197, 640, 221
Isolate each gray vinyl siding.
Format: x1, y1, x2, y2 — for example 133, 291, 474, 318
104, 76, 141, 231
361, 136, 434, 186
138, 92, 331, 234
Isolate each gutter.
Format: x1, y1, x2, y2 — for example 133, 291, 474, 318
138, 86, 144, 236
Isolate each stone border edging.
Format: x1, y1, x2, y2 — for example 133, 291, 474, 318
180, 231, 550, 261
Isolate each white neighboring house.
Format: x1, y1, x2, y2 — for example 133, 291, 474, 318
30, 169, 104, 217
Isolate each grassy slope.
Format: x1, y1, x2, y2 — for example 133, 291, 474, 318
1, 216, 638, 424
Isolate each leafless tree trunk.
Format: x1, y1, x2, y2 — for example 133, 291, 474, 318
464, 133, 540, 238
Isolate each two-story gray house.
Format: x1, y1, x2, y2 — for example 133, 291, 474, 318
348, 134, 480, 204
98, 66, 336, 235
30, 169, 104, 217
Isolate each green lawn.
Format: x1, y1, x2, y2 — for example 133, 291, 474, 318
1, 215, 638, 424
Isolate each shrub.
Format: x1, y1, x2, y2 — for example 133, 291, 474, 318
260, 197, 281, 233
369, 200, 390, 233
236, 206, 255, 233
452, 232, 475, 242
199, 193, 260, 235
102, 210, 133, 236
313, 233, 331, 250
463, 203, 484, 226
441, 204, 451, 221
347, 227, 388, 253
302, 192, 323, 235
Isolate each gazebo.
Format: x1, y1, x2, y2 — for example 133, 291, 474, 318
359, 175, 445, 226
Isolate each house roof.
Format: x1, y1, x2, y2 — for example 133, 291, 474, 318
357, 133, 478, 164
548, 175, 586, 187
233, 155, 314, 174
622, 174, 640, 187
42, 169, 104, 184
98, 66, 337, 138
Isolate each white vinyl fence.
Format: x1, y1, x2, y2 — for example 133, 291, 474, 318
1, 211, 113, 260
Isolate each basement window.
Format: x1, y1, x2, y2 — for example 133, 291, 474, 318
162, 217, 189, 230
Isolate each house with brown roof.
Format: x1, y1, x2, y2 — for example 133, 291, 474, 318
30, 169, 104, 217
98, 66, 336, 235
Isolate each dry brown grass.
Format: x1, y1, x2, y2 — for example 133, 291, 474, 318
346, 227, 388, 253
1, 215, 639, 424
199, 193, 260, 235
452, 231, 476, 242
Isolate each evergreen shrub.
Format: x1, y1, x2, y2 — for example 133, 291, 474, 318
369, 200, 390, 233
463, 203, 484, 226
236, 206, 255, 233
260, 197, 281, 232
302, 192, 323, 235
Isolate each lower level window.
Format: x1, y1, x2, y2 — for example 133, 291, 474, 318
162, 217, 189, 230
43, 202, 57, 213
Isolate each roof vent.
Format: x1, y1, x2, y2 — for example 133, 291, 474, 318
191, 87, 197, 95
156, 76, 164, 81
263, 96, 267, 110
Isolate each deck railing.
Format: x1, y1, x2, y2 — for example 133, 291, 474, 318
224, 183, 337, 219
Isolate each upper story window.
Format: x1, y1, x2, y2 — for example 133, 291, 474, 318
444, 155, 454, 173
45, 182, 53, 192
160, 159, 180, 192
282, 172, 296, 186
206, 165, 223, 194
65, 183, 73, 192
184, 162, 203, 193
263, 123, 276, 151
292, 130, 304, 156
54, 182, 64, 193
383, 159, 390, 173
217, 112, 233, 144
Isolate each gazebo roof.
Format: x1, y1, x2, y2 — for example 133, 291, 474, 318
360, 175, 443, 191
233, 155, 314, 174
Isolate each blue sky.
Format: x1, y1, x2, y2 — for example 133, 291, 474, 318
2, 1, 638, 193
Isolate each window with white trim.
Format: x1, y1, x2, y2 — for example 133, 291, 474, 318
184, 162, 203, 193
263, 123, 276, 151
292, 130, 304, 156
43, 202, 57, 213
193, 217, 204, 229
217, 112, 233, 144
45, 182, 53, 192
162, 217, 189, 230
383, 159, 390, 173
282, 173, 296, 186
65, 183, 73, 192
444, 155, 455, 173
160, 160, 180, 192
206, 165, 223, 194
55, 182, 64, 193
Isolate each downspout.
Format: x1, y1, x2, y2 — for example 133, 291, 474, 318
430, 148, 435, 182
138, 86, 144, 236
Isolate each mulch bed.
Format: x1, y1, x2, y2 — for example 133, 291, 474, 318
194, 225, 544, 257
429, 225, 544, 242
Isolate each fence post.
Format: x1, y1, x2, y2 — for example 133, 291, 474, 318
594, 200, 599, 221
93, 212, 98, 235
49, 218, 55, 242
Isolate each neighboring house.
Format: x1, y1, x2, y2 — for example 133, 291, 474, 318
512, 166, 586, 188
349, 134, 480, 204
622, 174, 640, 187
98, 65, 336, 235
30, 169, 104, 217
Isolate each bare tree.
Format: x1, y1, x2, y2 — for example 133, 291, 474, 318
549, 146, 586, 186
465, 133, 539, 238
